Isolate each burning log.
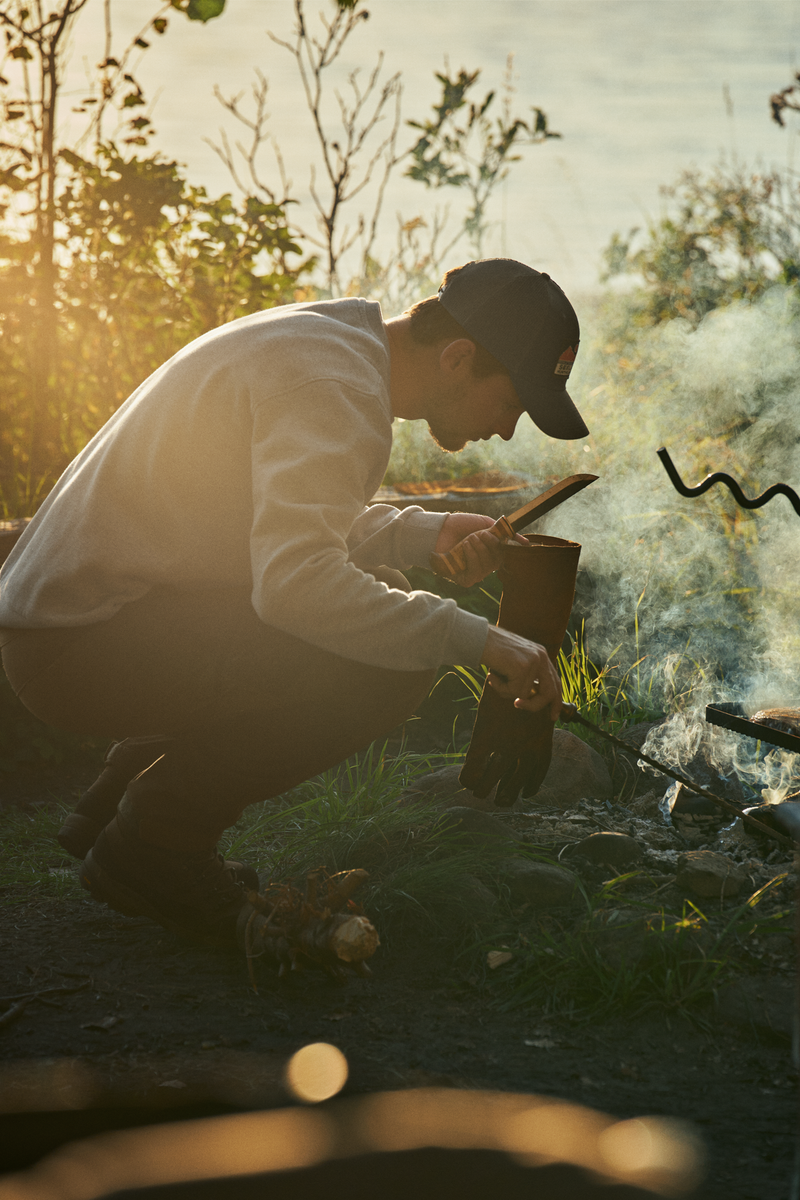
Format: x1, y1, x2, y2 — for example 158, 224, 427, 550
237, 867, 379, 989
751, 708, 800, 738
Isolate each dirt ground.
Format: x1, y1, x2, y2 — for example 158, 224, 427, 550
1, 744, 797, 1200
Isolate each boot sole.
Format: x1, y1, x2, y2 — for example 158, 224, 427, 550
58, 814, 101, 859
63, 818, 259, 889
80, 848, 174, 927
79, 850, 243, 948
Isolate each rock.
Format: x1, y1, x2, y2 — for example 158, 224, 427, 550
434, 872, 500, 926
566, 832, 643, 868
436, 806, 519, 847
516, 729, 613, 810
400, 765, 498, 811
676, 850, 747, 898
458, 874, 499, 912
742, 800, 800, 841
627, 789, 663, 817
499, 859, 579, 908
405, 730, 613, 814
618, 721, 664, 750
589, 909, 652, 970
670, 787, 725, 843
714, 977, 794, 1041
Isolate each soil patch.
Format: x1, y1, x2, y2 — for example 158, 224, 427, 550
0, 753, 796, 1199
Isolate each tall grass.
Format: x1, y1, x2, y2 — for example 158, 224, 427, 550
223, 743, 517, 940
0, 802, 79, 903
449, 619, 674, 738
485, 872, 791, 1023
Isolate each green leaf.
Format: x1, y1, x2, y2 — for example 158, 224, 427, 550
153, 17, 168, 33
171, 0, 226, 22
10, 45, 33, 61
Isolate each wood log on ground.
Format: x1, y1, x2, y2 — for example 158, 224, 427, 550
237, 867, 379, 988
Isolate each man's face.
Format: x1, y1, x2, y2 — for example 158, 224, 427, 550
426, 370, 526, 453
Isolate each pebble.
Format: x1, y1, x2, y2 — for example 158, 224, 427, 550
565, 831, 643, 868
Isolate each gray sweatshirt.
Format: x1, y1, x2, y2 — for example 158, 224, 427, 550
0, 299, 489, 672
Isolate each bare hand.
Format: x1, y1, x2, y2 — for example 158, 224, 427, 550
434, 513, 527, 587
480, 624, 562, 720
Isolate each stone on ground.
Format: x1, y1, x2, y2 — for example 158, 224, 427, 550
566, 831, 643, 868
436, 806, 519, 847
400, 764, 498, 811
515, 729, 613, 810
401, 729, 614, 813
499, 859, 579, 908
676, 850, 748, 898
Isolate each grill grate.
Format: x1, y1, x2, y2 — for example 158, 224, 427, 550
705, 703, 800, 755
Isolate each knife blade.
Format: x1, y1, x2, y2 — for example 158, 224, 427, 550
429, 472, 598, 580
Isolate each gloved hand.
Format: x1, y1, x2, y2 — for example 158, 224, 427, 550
459, 535, 581, 808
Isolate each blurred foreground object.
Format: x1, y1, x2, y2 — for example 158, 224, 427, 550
0, 1086, 704, 1200
460, 537, 581, 807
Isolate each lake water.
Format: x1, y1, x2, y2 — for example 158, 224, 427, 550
66, 0, 800, 299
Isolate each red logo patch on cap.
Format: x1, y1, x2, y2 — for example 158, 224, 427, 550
554, 344, 578, 377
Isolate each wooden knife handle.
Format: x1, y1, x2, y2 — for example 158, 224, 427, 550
429, 516, 514, 580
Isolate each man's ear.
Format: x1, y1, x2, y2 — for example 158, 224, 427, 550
438, 338, 476, 377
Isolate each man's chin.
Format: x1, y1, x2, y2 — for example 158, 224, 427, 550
428, 425, 468, 453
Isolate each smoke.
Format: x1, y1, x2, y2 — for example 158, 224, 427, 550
388, 284, 800, 736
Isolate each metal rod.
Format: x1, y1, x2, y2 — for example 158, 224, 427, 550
561, 704, 795, 849
657, 446, 800, 518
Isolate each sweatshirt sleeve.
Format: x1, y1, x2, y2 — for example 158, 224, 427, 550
248, 377, 488, 671
346, 504, 447, 571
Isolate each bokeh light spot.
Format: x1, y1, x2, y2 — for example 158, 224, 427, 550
285, 1042, 348, 1103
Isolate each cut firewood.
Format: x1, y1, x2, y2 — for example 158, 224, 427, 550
237, 867, 379, 989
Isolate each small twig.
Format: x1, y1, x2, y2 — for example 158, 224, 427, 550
647, 878, 676, 897
0, 981, 89, 1005
0, 1000, 30, 1029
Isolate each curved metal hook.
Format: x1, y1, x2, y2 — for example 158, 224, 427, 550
657, 446, 800, 518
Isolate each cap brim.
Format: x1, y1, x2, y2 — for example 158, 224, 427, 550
516, 379, 589, 440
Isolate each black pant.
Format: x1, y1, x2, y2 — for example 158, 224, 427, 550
1, 580, 435, 837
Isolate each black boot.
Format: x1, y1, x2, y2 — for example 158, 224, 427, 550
57, 736, 172, 858
80, 790, 256, 945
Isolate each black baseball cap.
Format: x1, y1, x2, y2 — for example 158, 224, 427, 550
438, 258, 589, 440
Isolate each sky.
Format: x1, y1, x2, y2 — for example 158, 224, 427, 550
63, 0, 800, 300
